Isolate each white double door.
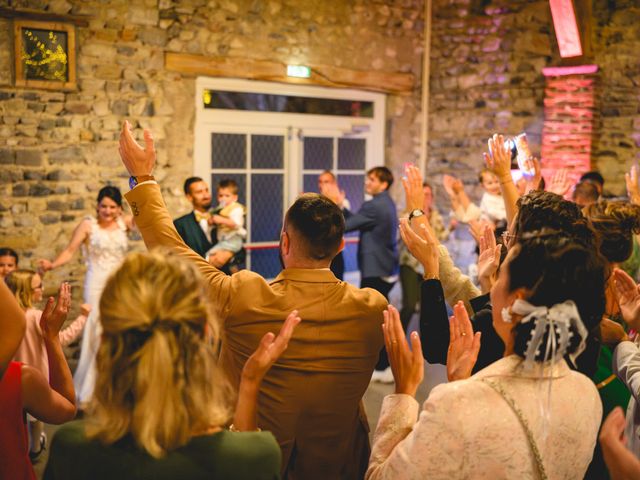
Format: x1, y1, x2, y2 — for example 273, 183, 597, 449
193, 79, 385, 278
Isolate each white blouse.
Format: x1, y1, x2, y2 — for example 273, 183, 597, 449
367, 355, 602, 480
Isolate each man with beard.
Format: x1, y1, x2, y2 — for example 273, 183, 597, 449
119, 122, 387, 480
173, 177, 215, 258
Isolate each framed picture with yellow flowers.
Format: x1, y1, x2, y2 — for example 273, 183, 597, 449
13, 19, 76, 90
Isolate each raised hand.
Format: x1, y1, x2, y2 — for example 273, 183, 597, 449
39, 283, 71, 340
599, 407, 640, 480
613, 268, 640, 329
442, 174, 462, 197
446, 301, 481, 381
383, 305, 423, 396
80, 304, 92, 317
320, 182, 345, 207
484, 134, 512, 181
547, 168, 572, 197
399, 218, 439, 278
402, 165, 424, 212
626, 165, 640, 205
599, 317, 629, 347
37, 258, 54, 273
523, 157, 542, 194
119, 120, 156, 177
476, 224, 501, 293
241, 310, 301, 385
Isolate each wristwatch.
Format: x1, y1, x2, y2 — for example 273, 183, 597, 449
129, 175, 155, 189
408, 209, 425, 222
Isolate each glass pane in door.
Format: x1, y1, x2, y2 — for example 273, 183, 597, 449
211, 133, 246, 169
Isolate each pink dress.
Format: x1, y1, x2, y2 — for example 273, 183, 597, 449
12, 308, 87, 380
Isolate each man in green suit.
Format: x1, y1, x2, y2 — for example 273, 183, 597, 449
173, 177, 215, 258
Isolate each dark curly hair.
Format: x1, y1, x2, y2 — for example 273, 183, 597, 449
513, 190, 596, 251
507, 230, 607, 362
584, 200, 640, 263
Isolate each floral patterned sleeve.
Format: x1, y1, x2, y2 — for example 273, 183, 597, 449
366, 387, 465, 480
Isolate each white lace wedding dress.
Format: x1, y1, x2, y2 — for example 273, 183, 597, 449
73, 216, 128, 405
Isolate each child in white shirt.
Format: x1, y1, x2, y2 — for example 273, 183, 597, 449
207, 179, 246, 268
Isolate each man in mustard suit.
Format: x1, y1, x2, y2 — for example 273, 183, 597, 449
119, 122, 386, 480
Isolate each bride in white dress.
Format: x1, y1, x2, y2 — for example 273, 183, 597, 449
39, 186, 132, 405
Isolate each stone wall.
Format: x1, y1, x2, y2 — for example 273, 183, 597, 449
426, 0, 640, 200
590, 0, 640, 194
427, 0, 552, 202
2, 0, 640, 300
0, 0, 425, 299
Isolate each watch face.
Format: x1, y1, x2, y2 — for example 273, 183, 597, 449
129, 176, 137, 190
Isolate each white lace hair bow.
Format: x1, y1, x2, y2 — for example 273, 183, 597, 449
510, 299, 588, 369
509, 299, 589, 442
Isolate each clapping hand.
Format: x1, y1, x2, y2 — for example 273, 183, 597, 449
399, 218, 439, 278
599, 317, 629, 347
613, 268, 640, 329
476, 223, 501, 293
446, 301, 481, 381
523, 157, 542, 194
37, 258, 54, 274
484, 134, 512, 182
599, 407, 640, 479
402, 165, 424, 211
241, 310, 301, 385
39, 283, 71, 341
80, 303, 92, 317
320, 182, 345, 208
626, 165, 640, 205
442, 174, 462, 197
547, 168, 572, 197
383, 305, 423, 396
119, 120, 156, 177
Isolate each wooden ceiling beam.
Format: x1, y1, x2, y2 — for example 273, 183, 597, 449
165, 52, 415, 95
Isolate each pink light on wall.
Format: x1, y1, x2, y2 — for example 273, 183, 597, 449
549, 0, 583, 58
541, 67, 598, 194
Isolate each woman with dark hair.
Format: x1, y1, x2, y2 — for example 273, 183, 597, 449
38, 185, 133, 405
581, 200, 640, 418
366, 229, 606, 479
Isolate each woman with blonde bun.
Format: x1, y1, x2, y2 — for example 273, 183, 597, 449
44, 251, 299, 480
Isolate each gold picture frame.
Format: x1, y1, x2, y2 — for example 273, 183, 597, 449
14, 19, 76, 90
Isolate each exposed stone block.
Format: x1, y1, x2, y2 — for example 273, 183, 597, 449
16, 150, 43, 166
139, 27, 168, 46
23, 170, 46, 181
47, 169, 74, 181
0, 149, 15, 164
111, 99, 129, 115
12, 183, 29, 197
65, 101, 92, 114
29, 184, 53, 197
47, 200, 69, 211
49, 147, 83, 165
39, 213, 60, 225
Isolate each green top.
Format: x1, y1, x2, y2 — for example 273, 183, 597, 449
44, 421, 281, 480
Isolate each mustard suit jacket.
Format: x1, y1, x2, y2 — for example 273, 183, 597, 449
125, 184, 387, 480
